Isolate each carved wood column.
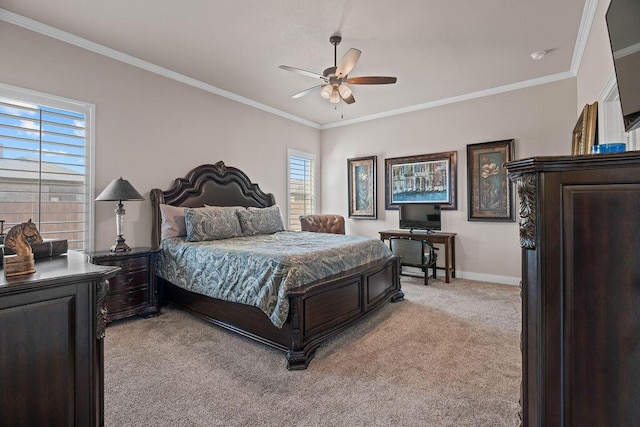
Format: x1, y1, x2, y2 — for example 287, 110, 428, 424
96, 279, 110, 339
515, 172, 536, 250
510, 171, 537, 427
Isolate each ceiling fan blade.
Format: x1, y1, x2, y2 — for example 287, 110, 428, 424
335, 48, 361, 77
291, 85, 323, 99
346, 76, 397, 85
342, 93, 356, 104
279, 65, 327, 81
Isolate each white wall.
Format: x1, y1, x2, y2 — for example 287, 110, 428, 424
320, 80, 577, 284
578, 0, 640, 150
577, 0, 614, 110
2, 13, 606, 284
0, 22, 320, 250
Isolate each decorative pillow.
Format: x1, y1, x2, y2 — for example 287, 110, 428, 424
237, 205, 285, 236
185, 207, 242, 241
204, 205, 247, 212
159, 204, 187, 240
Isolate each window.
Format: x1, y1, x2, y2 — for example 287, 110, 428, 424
0, 84, 93, 251
287, 149, 316, 230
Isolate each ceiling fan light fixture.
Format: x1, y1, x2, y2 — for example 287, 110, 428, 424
338, 83, 352, 98
329, 87, 341, 104
531, 50, 546, 61
320, 85, 333, 99
280, 34, 397, 106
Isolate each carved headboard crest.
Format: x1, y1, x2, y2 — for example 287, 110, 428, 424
212, 160, 227, 175
150, 161, 276, 248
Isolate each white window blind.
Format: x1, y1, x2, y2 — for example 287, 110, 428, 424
288, 150, 316, 230
0, 93, 89, 251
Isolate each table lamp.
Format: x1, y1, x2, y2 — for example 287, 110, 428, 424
95, 177, 144, 252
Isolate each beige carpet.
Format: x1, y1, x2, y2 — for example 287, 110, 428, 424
104, 277, 521, 426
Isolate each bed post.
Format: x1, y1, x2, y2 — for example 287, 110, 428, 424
285, 297, 310, 370
150, 189, 165, 249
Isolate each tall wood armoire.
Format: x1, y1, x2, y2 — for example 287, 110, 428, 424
506, 152, 640, 426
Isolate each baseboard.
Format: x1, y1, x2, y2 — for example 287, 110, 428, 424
454, 271, 520, 286
401, 266, 520, 286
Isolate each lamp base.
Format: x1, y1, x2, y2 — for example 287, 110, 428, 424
110, 236, 131, 252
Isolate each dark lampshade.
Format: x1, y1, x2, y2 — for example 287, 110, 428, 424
95, 177, 144, 252
95, 177, 144, 202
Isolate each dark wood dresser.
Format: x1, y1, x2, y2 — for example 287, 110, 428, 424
506, 151, 640, 426
86, 247, 160, 322
0, 251, 119, 427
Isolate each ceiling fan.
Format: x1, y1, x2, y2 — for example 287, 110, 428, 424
279, 35, 397, 105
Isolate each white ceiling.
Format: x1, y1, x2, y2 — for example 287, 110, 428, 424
0, 0, 591, 127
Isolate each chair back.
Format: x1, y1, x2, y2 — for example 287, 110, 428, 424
390, 237, 424, 265
299, 214, 345, 234
389, 236, 438, 285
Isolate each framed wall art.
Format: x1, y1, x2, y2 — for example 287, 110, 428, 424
466, 139, 515, 222
572, 102, 598, 155
347, 155, 377, 219
384, 151, 457, 210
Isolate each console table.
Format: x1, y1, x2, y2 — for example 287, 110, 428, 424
379, 230, 456, 282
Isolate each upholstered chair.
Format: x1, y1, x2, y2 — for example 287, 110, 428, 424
299, 214, 345, 234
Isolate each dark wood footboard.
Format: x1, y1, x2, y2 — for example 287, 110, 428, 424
286, 255, 402, 369
159, 255, 402, 370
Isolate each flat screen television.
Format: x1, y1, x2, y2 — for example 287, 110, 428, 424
399, 203, 441, 231
606, 0, 640, 132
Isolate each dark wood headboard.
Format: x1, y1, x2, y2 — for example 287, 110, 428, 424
150, 161, 276, 248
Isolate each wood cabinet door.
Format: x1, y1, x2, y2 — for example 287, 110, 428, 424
0, 282, 99, 426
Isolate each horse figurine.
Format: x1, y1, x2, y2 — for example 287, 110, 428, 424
4, 219, 43, 256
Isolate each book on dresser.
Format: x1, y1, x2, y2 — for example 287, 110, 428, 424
85, 247, 160, 322
0, 238, 68, 267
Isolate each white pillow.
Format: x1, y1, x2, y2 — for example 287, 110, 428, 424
159, 204, 187, 240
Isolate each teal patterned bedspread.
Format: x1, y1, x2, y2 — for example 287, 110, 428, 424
156, 231, 392, 328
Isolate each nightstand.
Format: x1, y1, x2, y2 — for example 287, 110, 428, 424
86, 247, 160, 322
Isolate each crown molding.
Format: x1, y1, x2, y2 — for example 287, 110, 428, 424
571, 0, 600, 74
2, 5, 597, 132
0, 8, 320, 130
614, 41, 640, 59
321, 71, 576, 129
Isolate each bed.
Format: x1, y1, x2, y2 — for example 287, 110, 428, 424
150, 161, 403, 369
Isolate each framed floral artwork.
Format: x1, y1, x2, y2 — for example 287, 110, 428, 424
347, 155, 377, 219
466, 139, 515, 221
384, 151, 457, 210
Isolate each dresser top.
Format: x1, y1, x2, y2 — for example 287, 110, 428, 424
0, 251, 119, 293
506, 150, 640, 174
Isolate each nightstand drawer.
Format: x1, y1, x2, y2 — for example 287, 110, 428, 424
108, 270, 149, 293
86, 247, 159, 322
106, 287, 149, 314
104, 256, 148, 273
